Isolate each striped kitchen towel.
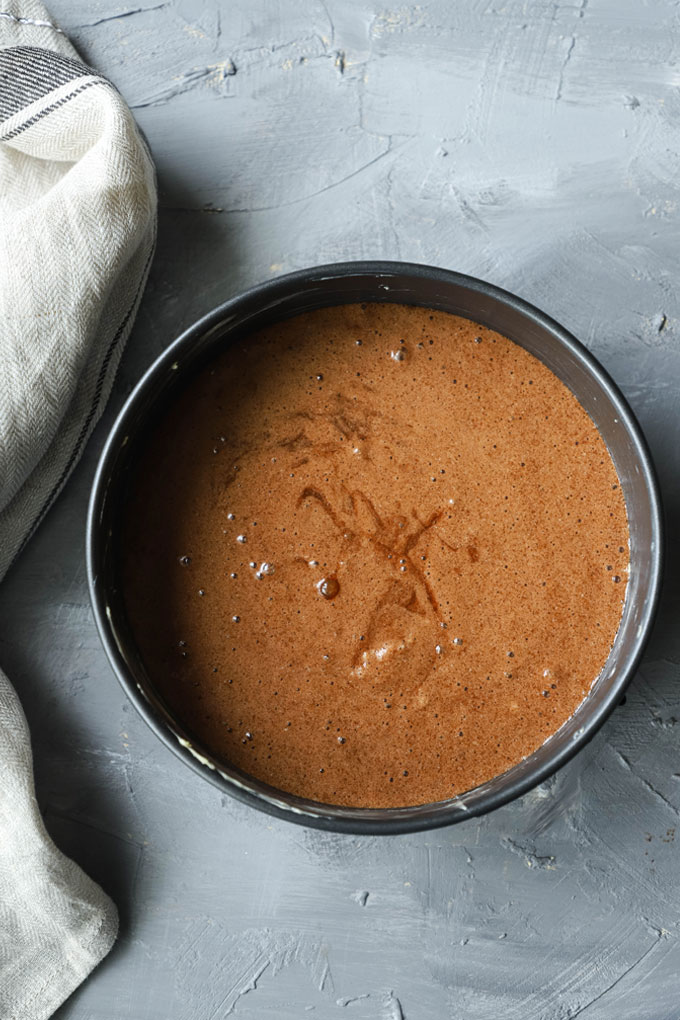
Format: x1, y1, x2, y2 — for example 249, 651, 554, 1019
0, 3, 156, 1017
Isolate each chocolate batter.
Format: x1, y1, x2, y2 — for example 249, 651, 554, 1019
122, 303, 628, 807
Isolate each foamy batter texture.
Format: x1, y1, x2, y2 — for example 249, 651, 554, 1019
123, 304, 628, 807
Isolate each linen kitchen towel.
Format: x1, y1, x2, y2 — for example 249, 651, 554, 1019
0, 2, 156, 1016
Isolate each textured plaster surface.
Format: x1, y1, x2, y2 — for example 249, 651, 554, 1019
1, 1, 679, 1016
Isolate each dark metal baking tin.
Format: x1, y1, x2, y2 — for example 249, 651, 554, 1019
86, 261, 663, 835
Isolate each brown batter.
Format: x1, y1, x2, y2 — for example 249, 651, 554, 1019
122, 303, 628, 807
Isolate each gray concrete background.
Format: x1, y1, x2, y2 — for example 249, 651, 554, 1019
1, 0, 679, 1016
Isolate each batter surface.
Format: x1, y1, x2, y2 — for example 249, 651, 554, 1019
122, 303, 628, 807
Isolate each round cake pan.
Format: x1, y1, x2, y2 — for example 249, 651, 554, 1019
86, 261, 663, 834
